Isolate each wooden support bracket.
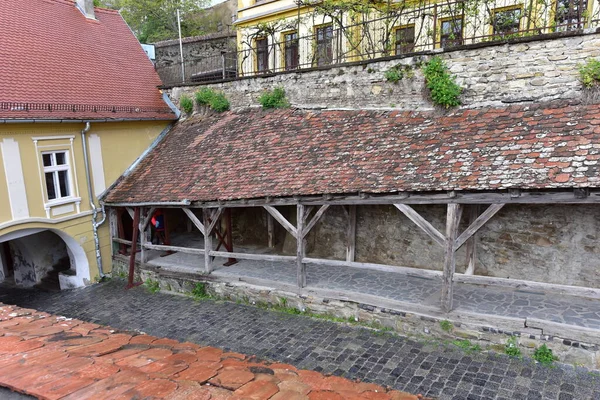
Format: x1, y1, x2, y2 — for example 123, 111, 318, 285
183, 207, 206, 235
394, 203, 445, 247
303, 204, 330, 237
263, 205, 298, 239
454, 204, 505, 251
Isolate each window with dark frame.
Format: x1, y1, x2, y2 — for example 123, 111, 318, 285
555, 0, 587, 30
284, 31, 299, 70
316, 24, 333, 66
492, 8, 522, 36
256, 37, 269, 73
440, 17, 463, 48
42, 151, 71, 201
395, 25, 415, 54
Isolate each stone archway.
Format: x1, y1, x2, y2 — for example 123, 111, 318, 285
0, 228, 89, 290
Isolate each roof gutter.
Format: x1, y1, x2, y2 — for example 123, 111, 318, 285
0, 118, 175, 124
102, 200, 192, 207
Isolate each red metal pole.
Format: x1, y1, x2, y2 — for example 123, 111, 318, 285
126, 207, 143, 289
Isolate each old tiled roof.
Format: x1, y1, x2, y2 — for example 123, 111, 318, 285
104, 101, 600, 204
0, 0, 176, 121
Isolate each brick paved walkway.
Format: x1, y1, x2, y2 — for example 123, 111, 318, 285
0, 302, 419, 399
1, 280, 600, 400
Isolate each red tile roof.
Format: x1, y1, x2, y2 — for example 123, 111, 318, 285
104, 101, 600, 204
0, 0, 176, 121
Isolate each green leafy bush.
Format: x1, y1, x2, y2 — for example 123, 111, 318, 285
423, 56, 462, 108
452, 339, 481, 353
579, 58, 600, 89
533, 344, 558, 365
179, 95, 194, 114
145, 278, 160, 294
191, 282, 210, 300
505, 336, 522, 357
258, 87, 290, 109
384, 66, 404, 83
195, 88, 230, 112
440, 320, 453, 332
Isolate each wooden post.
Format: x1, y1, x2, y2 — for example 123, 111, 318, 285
203, 208, 214, 273
126, 207, 142, 289
296, 204, 306, 288
140, 208, 148, 264
267, 212, 274, 248
464, 205, 479, 275
441, 203, 462, 312
109, 208, 118, 255
346, 205, 356, 262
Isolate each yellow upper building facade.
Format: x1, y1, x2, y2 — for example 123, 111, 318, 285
235, 0, 598, 76
0, 0, 178, 289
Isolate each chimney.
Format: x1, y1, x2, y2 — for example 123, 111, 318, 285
76, 0, 95, 19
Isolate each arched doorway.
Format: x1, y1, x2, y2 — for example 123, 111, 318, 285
0, 228, 89, 290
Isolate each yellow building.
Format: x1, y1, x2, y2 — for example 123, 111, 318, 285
235, 0, 597, 76
0, 0, 178, 289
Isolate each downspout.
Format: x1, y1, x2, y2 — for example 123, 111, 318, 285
81, 122, 106, 279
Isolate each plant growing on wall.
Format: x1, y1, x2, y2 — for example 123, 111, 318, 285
258, 87, 290, 109
579, 58, 600, 89
195, 88, 230, 112
423, 56, 462, 108
179, 94, 194, 115
532, 344, 558, 365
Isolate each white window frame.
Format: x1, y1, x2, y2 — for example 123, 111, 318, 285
42, 150, 74, 204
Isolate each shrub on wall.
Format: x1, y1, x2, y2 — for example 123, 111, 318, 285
258, 87, 290, 109
180, 95, 194, 114
423, 56, 462, 108
579, 58, 600, 89
195, 88, 230, 112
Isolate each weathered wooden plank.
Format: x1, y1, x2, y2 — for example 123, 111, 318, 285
264, 205, 297, 239
346, 205, 356, 262
144, 243, 205, 255
126, 207, 134, 219
394, 204, 446, 247
203, 209, 214, 273
303, 204, 330, 236
455, 273, 600, 300
455, 204, 504, 251
183, 207, 205, 235
297, 204, 306, 288
303, 257, 442, 279
267, 212, 274, 248
210, 251, 295, 262
464, 205, 479, 275
205, 207, 223, 235
140, 208, 150, 264
112, 238, 132, 245
141, 207, 156, 230
126, 207, 141, 289
441, 204, 463, 313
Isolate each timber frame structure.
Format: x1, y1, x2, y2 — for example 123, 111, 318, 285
107, 186, 600, 313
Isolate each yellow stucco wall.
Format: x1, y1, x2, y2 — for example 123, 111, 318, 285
0, 120, 170, 283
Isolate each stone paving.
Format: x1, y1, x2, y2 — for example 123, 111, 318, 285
0, 302, 420, 400
1, 280, 600, 400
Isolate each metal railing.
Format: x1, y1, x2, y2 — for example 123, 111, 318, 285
157, 0, 594, 87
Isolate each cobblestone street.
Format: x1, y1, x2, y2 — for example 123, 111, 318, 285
1, 279, 600, 400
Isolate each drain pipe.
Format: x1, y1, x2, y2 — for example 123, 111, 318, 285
81, 122, 106, 279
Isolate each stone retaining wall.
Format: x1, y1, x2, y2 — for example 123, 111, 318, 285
111, 256, 600, 369
169, 30, 600, 111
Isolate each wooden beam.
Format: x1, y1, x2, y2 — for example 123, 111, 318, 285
303, 257, 441, 279
203, 208, 214, 273
183, 207, 205, 235
126, 207, 141, 289
267, 212, 274, 248
126, 207, 134, 219
303, 204, 330, 236
210, 251, 295, 262
264, 205, 297, 239
464, 205, 479, 275
140, 208, 150, 264
454, 204, 505, 251
346, 205, 356, 262
394, 204, 445, 247
206, 207, 223, 235
441, 204, 463, 313
297, 204, 306, 288
112, 238, 132, 246
144, 243, 205, 255
141, 207, 156, 230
